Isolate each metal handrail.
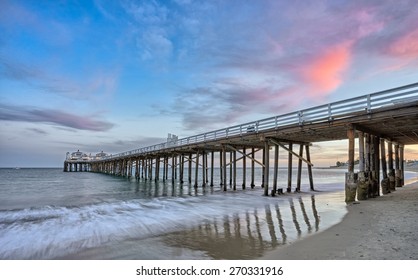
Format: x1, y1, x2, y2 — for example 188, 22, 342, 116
91, 82, 418, 161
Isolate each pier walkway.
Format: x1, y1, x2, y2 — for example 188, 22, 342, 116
64, 83, 418, 201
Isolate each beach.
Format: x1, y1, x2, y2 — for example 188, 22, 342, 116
261, 181, 418, 260
1, 168, 417, 260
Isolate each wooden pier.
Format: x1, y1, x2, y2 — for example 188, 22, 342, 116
64, 83, 418, 202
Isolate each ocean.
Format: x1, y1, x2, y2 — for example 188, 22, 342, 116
0, 167, 416, 260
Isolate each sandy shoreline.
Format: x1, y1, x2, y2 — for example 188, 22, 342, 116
261, 181, 418, 260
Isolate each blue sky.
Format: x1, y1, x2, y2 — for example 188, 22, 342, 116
1, 0, 418, 167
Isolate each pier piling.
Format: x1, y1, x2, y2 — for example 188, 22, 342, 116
395, 144, 402, 188
287, 143, 293, 193
242, 148, 246, 189
345, 127, 357, 203
263, 140, 270, 196
305, 145, 314, 191
357, 131, 368, 200
387, 141, 396, 192
272, 144, 279, 195
296, 144, 303, 193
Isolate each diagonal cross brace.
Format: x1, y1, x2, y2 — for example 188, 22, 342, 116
268, 138, 314, 166
225, 145, 264, 167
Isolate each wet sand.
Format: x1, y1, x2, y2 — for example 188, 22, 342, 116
58, 190, 348, 260
261, 181, 418, 260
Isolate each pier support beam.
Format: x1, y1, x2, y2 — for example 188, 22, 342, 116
272, 144, 279, 195
180, 154, 184, 184
205, 152, 208, 185
149, 158, 153, 180
210, 151, 214, 187
306, 145, 314, 191
172, 156, 175, 183
287, 143, 293, 193
162, 157, 167, 182
387, 141, 396, 192
219, 150, 223, 187
345, 126, 357, 203
380, 139, 390, 194
242, 148, 246, 189
194, 151, 199, 188
251, 148, 255, 188
135, 159, 139, 180
222, 146, 227, 191
370, 136, 379, 197
174, 156, 178, 180
400, 145, 405, 186
261, 147, 265, 188
357, 131, 368, 200
156, 157, 160, 181
188, 154, 192, 184
263, 140, 270, 196
202, 151, 206, 187
232, 150, 236, 190
141, 159, 145, 179
229, 152, 233, 187
296, 144, 303, 193
395, 144, 402, 188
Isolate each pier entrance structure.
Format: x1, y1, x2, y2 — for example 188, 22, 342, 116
64, 83, 418, 202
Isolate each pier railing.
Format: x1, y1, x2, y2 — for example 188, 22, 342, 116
95, 83, 418, 161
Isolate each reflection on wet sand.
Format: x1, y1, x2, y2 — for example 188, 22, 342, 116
163, 195, 321, 259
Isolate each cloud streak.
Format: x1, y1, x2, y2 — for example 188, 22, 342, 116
387, 28, 418, 59
58, 136, 166, 155
0, 104, 114, 132
0, 57, 78, 94
164, 81, 300, 131
0, 56, 119, 102
27, 128, 48, 135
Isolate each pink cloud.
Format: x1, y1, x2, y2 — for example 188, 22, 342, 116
387, 28, 418, 59
350, 8, 385, 39
299, 41, 353, 97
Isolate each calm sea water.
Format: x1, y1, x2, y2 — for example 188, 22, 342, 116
0, 168, 416, 259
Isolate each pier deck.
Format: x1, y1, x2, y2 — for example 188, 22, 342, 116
64, 83, 418, 201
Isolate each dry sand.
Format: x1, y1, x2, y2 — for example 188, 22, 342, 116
261, 181, 418, 260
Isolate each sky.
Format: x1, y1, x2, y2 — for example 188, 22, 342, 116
1, 0, 418, 167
